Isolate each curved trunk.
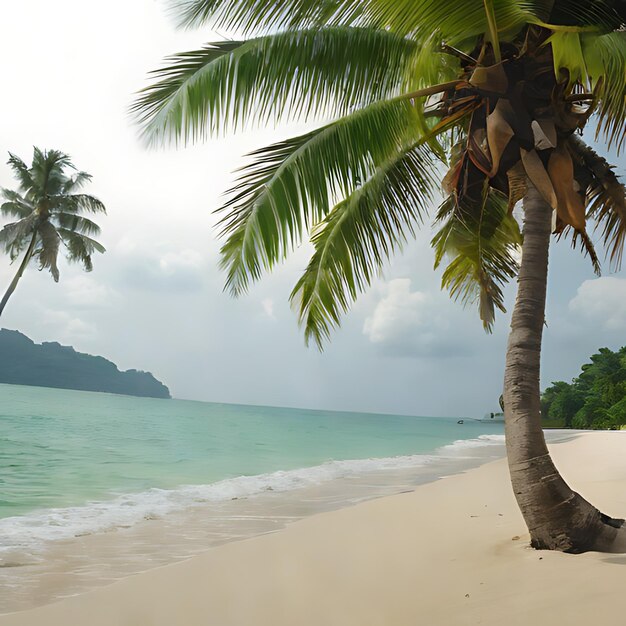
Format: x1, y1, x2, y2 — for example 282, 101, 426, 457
0, 230, 37, 317
503, 184, 626, 553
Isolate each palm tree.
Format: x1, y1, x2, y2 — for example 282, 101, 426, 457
134, 0, 626, 552
0, 148, 106, 316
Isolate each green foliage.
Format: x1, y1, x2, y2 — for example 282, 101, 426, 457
541, 347, 626, 429
171, 0, 538, 38
136, 0, 626, 346
432, 186, 522, 331
290, 142, 438, 346
133, 28, 425, 143
217, 98, 429, 296
0, 149, 106, 315
0, 329, 170, 399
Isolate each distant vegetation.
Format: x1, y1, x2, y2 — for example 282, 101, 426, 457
0, 148, 106, 317
0, 329, 170, 399
541, 347, 626, 429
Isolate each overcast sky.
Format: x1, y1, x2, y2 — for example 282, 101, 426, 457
0, 0, 624, 417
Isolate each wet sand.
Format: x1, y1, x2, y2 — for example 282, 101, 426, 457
2, 431, 625, 625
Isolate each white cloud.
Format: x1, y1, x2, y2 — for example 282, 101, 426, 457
261, 298, 275, 319
42, 310, 97, 342
0, 0, 622, 417
569, 277, 626, 330
117, 248, 206, 293
159, 250, 204, 274
64, 275, 118, 308
363, 278, 475, 357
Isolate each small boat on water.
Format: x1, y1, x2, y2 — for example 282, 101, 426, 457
480, 411, 505, 422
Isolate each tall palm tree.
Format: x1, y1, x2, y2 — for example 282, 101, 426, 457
134, 0, 626, 552
0, 148, 106, 316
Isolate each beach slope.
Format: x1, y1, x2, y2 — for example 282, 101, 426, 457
2, 432, 625, 626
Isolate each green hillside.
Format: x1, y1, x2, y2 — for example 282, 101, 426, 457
0, 329, 170, 399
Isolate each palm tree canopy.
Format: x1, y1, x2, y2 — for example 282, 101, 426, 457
0, 148, 106, 280
135, 0, 626, 346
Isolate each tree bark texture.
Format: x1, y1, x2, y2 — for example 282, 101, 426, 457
503, 184, 626, 553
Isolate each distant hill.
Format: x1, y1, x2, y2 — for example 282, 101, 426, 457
0, 329, 171, 399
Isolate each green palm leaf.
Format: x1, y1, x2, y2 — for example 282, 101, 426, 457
338, 0, 538, 41
170, 0, 352, 33
28, 148, 74, 197
290, 143, 438, 347
172, 0, 539, 41
36, 221, 61, 282
546, 0, 625, 30
52, 194, 107, 215
432, 187, 522, 331
148, 0, 626, 345
54, 213, 102, 237
218, 98, 430, 295
1, 190, 34, 219
582, 31, 626, 150
133, 28, 424, 143
58, 229, 106, 272
6, 154, 35, 193
0, 148, 106, 310
62, 171, 93, 194
569, 135, 626, 267
0, 215, 38, 260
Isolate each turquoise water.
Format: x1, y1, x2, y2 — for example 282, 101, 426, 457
0, 383, 503, 554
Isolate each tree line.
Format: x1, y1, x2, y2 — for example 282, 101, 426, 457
542, 347, 626, 429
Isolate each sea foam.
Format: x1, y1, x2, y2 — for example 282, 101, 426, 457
0, 434, 505, 564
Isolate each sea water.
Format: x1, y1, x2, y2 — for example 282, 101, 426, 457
0, 382, 507, 611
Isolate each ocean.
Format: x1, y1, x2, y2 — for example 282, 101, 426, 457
0, 382, 507, 612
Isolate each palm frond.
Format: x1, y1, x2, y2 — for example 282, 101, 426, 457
54, 213, 102, 237
0, 214, 38, 260
581, 31, 626, 151
132, 40, 243, 139
58, 229, 106, 271
218, 99, 426, 295
482, 0, 502, 62
170, 0, 625, 36
566, 228, 602, 275
548, 31, 589, 86
339, 0, 537, 41
432, 186, 522, 331
170, 0, 352, 33
62, 171, 93, 194
133, 28, 424, 144
289, 142, 438, 348
6, 153, 34, 192
29, 148, 74, 197
569, 134, 626, 267
545, 0, 625, 30
0, 190, 34, 219
52, 194, 107, 214
35, 221, 61, 282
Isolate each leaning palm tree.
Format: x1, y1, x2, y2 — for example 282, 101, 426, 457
134, 0, 626, 552
0, 148, 106, 316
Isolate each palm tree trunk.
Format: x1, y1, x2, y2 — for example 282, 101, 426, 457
503, 184, 626, 553
0, 231, 37, 317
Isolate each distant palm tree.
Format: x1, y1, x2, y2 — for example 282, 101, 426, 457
135, 0, 626, 552
0, 148, 106, 316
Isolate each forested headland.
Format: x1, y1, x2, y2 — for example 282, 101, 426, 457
0, 328, 171, 399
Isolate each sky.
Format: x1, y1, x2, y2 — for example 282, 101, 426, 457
0, 0, 624, 417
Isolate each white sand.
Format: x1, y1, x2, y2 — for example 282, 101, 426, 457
2, 431, 625, 626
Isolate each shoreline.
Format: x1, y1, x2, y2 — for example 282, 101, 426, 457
3, 431, 623, 625
0, 432, 511, 613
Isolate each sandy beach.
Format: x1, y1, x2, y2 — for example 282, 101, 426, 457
2, 431, 625, 626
